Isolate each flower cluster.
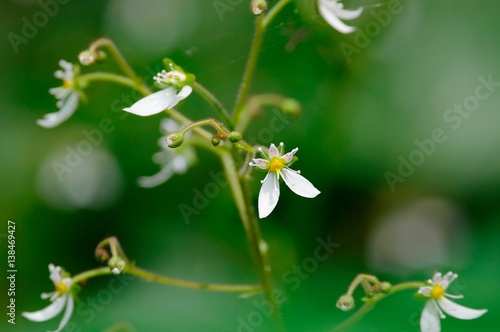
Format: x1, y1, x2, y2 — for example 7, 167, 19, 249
123, 65, 192, 117
250, 143, 320, 218
418, 271, 487, 332
22, 264, 75, 332
37, 60, 81, 128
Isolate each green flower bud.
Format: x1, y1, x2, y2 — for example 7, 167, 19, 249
380, 281, 392, 294
212, 136, 221, 146
336, 294, 355, 311
108, 256, 126, 275
281, 98, 301, 116
229, 131, 242, 143
167, 133, 184, 148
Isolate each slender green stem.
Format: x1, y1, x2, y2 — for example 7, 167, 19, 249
87, 37, 139, 82
333, 282, 424, 331
262, 0, 293, 29
78, 72, 150, 96
221, 151, 284, 331
128, 266, 261, 293
232, 15, 264, 125
70, 265, 260, 293
179, 118, 254, 153
72, 267, 113, 285
193, 82, 233, 128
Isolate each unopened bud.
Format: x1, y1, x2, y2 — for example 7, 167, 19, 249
212, 136, 221, 146
229, 131, 242, 143
251, 0, 267, 15
108, 256, 126, 275
281, 98, 301, 116
380, 281, 392, 294
95, 248, 110, 262
78, 50, 105, 66
167, 133, 184, 148
336, 294, 355, 311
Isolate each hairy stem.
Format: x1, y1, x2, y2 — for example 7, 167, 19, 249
232, 15, 264, 125
221, 151, 284, 331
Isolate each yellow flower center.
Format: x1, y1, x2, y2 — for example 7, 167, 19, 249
268, 157, 285, 173
430, 285, 445, 299
56, 281, 68, 295
63, 79, 72, 89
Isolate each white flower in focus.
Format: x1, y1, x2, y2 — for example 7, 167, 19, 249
22, 264, 75, 332
317, 0, 363, 34
418, 271, 487, 332
123, 67, 192, 117
38, 60, 80, 128
138, 118, 196, 188
250, 143, 320, 219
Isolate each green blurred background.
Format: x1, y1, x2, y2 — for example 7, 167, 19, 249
1, 0, 499, 331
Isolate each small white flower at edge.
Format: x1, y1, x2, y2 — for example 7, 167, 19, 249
250, 143, 320, 219
138, 118, 196, 188
38, 60, 80, 128
418, 271, 487, 332
317, 0, 363, 34
23, 264, 75, 332
123, 68, 193, 117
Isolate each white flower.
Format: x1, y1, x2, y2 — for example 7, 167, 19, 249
123, 67, 192, 117
138, 118, 196, 188
22, 264, 75, 332
250, 143, 320, 219
317, 0, 363, 34
38, 60, 80, 128
418, 271, 487, 332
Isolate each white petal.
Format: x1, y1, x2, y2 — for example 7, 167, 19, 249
41, 292, 56, 300
282, 148, 298, 163
437, 298, 488, 320
418, 286, 433, 297
22, 296, 66, 322
250, 158, 269, 170
37, 92, 79, 128
138, 165, 174, 188
322, 1, 363, 20
52, 296, 74, 332
281, 169, 320, 198
258, 173, 280, 218
123, 86, 191, 117
441, 271, 458, 289
268, 144, 279, 158
420, 301, 441, 332
318, 0, 359, 34
160, 118, 180, 134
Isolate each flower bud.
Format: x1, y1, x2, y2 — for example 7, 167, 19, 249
95, 248, 110, 262
251, 0, 267, 15
336, 294, 355, 311
78, 50, 106, 66
212, 136, 221, 146
229, 131, 242, 143
380, 281, 392, 294
79, 50, 96, 66
167, 133, 184, 148
281, 98, 301, 116
108, 256, 126, 275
